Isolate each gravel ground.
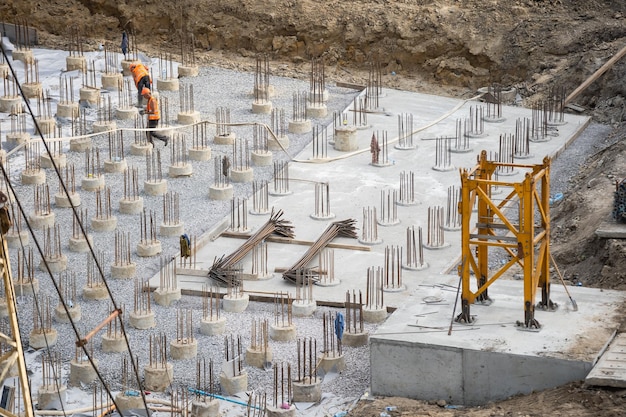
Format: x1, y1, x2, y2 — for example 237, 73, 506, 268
4, 49, 364, 415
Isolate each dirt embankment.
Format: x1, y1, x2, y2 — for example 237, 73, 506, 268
3, 1, 626, 122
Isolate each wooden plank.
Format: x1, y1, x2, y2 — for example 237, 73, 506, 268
335, 81, 366, 90
586, 333, 626, 388
564, 44, 626, 106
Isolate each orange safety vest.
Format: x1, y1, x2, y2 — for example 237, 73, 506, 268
146, 96, 160, 121
131, 64, 150, 87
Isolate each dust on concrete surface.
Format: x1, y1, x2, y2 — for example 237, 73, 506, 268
2, 0, 626, 415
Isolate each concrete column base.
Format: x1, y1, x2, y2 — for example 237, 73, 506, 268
91, 216, 118, 232
115, 393, 144, 412
269, 324, 297, 342
35, 118, 56, 136
82, 284, 108, 300
171, 339, 198, 360
121, 60, 136, 76
158, 78, 179, 91
70, 137, 92, 152
169, 164, 193, 177
200, 317, 226, 336
21, 170, 46, 185
137, 241, 162, 257
319, 354, 346, 374
178, 111, 201, 125
306, 104, 328, 119
4, 231, 28, 249
66, 55, 86, 72
30, 329, 58, 349
266, 405, 296, 417
252, 101, 272, 114
268, 135, 289, 152
101, 73, 123, 90
55, 191, 81, 208
189, 147, 211, 161
38, 384, 67, 411
154, 288, 181, 307
14, 280, 39, 297
231, 168, 253, 183
101, 333, 127, 352
363, 306, 388, 323
39, 255, 68, 273
22, 82, 42, 99
104, 159, 128, 173
160, 222, 184, 237
12, 49, 35, 64
178, 65, 199, 77
253, 85, 275, 98
28, 212, 55, 230
214, 133, 236, 145
220, 371, 248, 396
191, 399, 220, 417
116, 106, 138, 120
222, 294, 249, 313
40, 153, 66, 169
246, 346, 272, 368
0, 96, 22, 113
130, 143, 151, 156
69, 359, 98, 386
144, 363, 174, 392
209, 185, 233, 200
55, 303, 81, 323
309, 89, 329, 103
252, 151, 273, 166
292, 300, 316, 317
69, 234, 93, 253
292, 378, 322, 402
79, 87, 100, 105
6, 132, 29, 146
144, 179, 168, 196
288, 120, 311, 134
334, 126, 358, 151
81, 175, 105, 192
57, 101, 80, 119
92, 121, 117, 133
119, 198, 144, 214
129, 311, 156, 330
342, 331, 369, 347
111, 263, 136, 279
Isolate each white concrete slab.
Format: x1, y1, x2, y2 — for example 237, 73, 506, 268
159, 87, 591, 309
369, 274, 625, 404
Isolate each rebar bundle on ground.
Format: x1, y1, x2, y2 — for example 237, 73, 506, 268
282, 219, 357, 284
209, 209, 294, 286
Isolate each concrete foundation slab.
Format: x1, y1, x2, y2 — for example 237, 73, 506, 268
370, 275, 626, 405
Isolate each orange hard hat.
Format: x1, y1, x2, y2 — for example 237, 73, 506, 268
141, 87, 151, 96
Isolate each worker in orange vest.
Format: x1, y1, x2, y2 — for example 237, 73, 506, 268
130, 62, 151, 107
142, 88, 169, 147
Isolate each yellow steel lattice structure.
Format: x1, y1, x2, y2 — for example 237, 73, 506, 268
457, 151, 555, 329
0, 208, 34, 417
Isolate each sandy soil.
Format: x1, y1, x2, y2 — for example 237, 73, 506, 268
2, 0, 626, 415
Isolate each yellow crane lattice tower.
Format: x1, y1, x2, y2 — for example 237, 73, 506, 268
457, 151, 556, 329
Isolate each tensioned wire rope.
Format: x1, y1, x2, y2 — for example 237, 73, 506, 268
0, 44, 151, 416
